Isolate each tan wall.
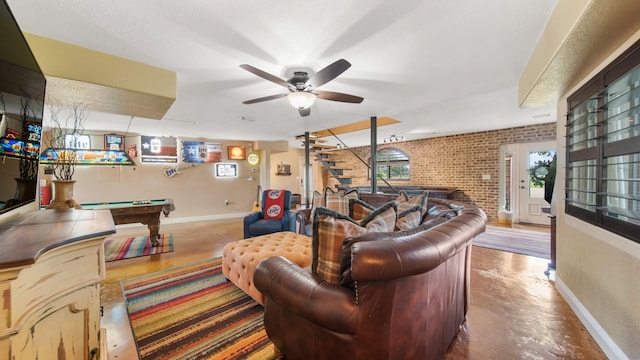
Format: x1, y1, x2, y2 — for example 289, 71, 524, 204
554, 31, 640, 358
270, 149, 303, 196
269, 147, 326, 206
331, 122, 556, 221
40, 134, 259, 221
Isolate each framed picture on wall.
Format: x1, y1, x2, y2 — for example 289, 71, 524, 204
104, 134, 125, 150
64, 134, 91, 149
215, 163, 238, 178
140, 135, 178, 163
228, 146, 246, 160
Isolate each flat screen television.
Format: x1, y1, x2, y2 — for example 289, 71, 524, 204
0, 0, 46, 215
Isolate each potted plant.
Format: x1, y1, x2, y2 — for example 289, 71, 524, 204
45, 103, 87, 209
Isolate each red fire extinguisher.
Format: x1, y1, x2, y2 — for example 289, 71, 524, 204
40, 180, 51, 206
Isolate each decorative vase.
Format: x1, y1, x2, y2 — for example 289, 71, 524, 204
497, 209, 513, 225
47, 180, 82, 209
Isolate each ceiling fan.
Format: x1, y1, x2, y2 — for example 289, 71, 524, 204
240, 59, 363, 117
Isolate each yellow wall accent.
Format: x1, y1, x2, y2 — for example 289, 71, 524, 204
519, 0, 640, 107
24, 33, 176, 119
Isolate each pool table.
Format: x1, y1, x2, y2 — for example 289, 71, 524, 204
80, 199, 174, 246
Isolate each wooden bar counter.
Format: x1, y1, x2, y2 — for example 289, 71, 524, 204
0, 209, 115, 360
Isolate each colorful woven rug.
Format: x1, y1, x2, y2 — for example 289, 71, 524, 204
121, 258, 276, 360
473, 225, 550, 259
104, 233, 174, 262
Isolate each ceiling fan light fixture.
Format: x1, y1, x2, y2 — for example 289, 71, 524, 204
287, 91, 317, 109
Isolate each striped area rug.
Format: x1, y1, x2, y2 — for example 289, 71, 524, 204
104, 233, 174, 262
473, 225, 551, 259
121, 258, 276, 360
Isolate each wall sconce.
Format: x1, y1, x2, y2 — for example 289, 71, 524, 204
383, 135, 404, 143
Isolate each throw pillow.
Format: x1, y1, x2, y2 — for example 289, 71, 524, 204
348, 198, 375, 221
396, 190, 429, 218
312, 190, 324, 208
324, 187, 359, 216
312, 203, 397, 284
309, 190, 324, 223
395, 205, 423, 230
263, 189, 286, 219
426, 204, 458, 219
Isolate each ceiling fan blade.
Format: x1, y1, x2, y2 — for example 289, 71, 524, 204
298, 107, 311, 117
240, 64, 291, 88
315, 90, 363, 103
242, 93, 288, 104
306, 59, 351, 89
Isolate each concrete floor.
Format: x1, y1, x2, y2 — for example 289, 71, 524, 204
100, 219, 605, 359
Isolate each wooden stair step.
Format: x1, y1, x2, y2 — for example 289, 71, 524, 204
295, 134, 324, 141
305, 143, 336, 149
335, 174, 365, 178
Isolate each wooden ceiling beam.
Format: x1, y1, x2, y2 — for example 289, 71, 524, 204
311, 116, 400, 138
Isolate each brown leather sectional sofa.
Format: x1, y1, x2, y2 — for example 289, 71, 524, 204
254, 194, 487, 359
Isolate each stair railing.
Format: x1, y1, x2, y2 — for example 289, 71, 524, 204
326, 129, 399, 194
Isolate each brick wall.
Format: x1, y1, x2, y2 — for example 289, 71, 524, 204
328, 122, 556, 220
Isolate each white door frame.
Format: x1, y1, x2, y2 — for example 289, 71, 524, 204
516, 140, 556, 225
499, 141, 556, 225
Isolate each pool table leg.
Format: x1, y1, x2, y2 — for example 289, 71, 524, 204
148, 222, 160, 247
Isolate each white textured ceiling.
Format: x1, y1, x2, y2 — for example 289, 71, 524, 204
7, 0, 557, 148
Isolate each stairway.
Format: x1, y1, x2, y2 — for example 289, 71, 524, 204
298, 136, 353, 186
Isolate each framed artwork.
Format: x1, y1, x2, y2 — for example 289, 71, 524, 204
127, 144, 137, 158
140, 135, 178, 163
228, 146, 246, 160
182, 141, 222, 163
104, 134, 125, 150
215, 163, 238, 178
64, 134, 91, 149
276, 164, 291, 175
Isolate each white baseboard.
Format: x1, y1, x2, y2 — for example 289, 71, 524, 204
161, 213, 247, 224
115, 212, 246, 230
555, 276, 628, 360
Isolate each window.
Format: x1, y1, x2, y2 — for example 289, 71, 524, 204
369, 148, 410, 180
566, 39, 640, 243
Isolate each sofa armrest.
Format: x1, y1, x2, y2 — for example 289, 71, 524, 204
295, 208, 311, 234
282, 210, 297, 232
254, 256, 358, 334
243, 211, 263, 237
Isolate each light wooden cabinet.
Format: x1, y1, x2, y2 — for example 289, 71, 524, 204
0, 209, 115, 359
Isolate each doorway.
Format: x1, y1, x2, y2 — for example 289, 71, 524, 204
518, 141, 556, 225
500, 140, 556, 225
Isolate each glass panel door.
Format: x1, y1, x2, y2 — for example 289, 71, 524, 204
518, 141, 556, 225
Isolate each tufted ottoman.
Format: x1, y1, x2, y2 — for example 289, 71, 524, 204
222, 232, 312, 305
